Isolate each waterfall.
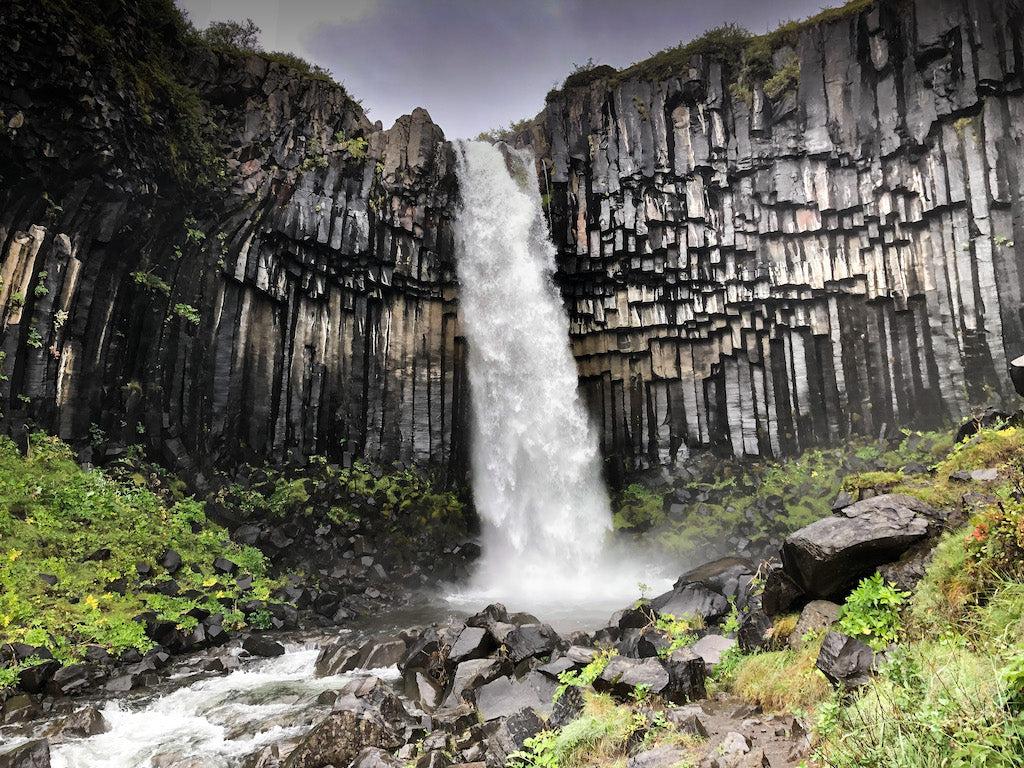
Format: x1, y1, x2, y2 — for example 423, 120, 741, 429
452, 141, 612, 601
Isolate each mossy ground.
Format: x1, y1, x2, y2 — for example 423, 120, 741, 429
611, 429, 955, 562
0, 433, 284, 687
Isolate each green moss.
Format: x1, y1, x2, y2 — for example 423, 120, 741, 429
0, 433, 283, 663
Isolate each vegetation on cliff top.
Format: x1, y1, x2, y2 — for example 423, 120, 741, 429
546, 0, 898, 106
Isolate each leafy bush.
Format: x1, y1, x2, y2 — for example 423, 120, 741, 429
0, 433, 284, 663
555, 648, 616, 701
836, 573, 909, 651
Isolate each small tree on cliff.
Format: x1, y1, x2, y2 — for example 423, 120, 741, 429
200, 19, 262, 55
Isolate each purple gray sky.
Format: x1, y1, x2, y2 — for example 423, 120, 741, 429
176, 0, 834, 139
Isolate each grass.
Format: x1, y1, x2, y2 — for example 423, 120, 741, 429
617, 429, 953, 563
730, 632, 831, 713
0, 433, 283, 675
697, 421, 1024, 768
509, 691, 704, 768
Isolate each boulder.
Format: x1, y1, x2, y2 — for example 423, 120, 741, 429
474, 672, 556, 721
596, 657, 669, 701
0, 739, 50, 768
548, 684, 585, 729
398, 627, 440, 673
689, 635, 737, 670
649, 582, 729, 623
243, 635, 286, 658
282, 709, 399, 768
354, 636, 407, 670
781, 494, 944, 599
16, 660, 60, 694
815, 632, 876, 689
2, 694, 43, 724
351, 747, 404, 768
448, 626, 493, 664
51, 705, 108, 741
737, 610, 774, 653
484, 707, 545, 768
627, 745, 687, 768
445, 658, 514, 708
788, 601, 840, 650
46, 664, 104, 697
404, 668, 444, 712
663, 647, 706, 703
675, 557, 756, 606
502, 624, 560, 664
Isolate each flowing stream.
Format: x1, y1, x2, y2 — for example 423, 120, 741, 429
450, 141, 665, 610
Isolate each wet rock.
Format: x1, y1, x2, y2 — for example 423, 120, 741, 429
283, 707, 400, 768
502, 624, 560, 664
781, 494, 945, 599
760, 568, 803, 616
448, 626, 493, 663
2, 694, 43, 724
243, 635, 286, 657
16, 660, 60, 694
484, 707, 545, 768
398, 627, 440, 673
0, 739, 50, 768
352, 747, 404, 768
474, 672, 556, 721
816, 631, 876, 689
51, 705, 107, 741
353, 636, 407, 670
315, 643, 359, 676
788, 600, 840, 650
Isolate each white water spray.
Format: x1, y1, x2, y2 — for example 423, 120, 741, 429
452, 141, 615, 603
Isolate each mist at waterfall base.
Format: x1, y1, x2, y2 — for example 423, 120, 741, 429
447, 141, 672, 621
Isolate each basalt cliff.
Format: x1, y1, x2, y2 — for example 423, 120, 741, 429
1, 0, 1022, 481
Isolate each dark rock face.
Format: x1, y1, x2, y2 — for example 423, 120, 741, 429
0, 2, 465, 480
1, 0, 1022, 480
517, 0, 1024, 471
781, 494, 944, 599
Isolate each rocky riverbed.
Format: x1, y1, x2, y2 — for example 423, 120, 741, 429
1, 486, 959, 768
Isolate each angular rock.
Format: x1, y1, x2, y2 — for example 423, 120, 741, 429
445, 657, 514, 708
351, 747, 404, 768
51, 706, 108, 740
315, 643, 360, 677
404, 668, 443, 712
815, 631, 876, 688
243, 635, 286, 657
663, 647, 707, 703
282, 710, 398, 768
502, 623, 560, 664
781, 494, 945, 599
474, 672, 556, 721
788, 600, 840, 650
689, 634, 737, 670
484, 707, 545, 768
448, 626, 493, 663
354, 636, 408, 670
0, 739, 50, 768
650, 582, 729, 623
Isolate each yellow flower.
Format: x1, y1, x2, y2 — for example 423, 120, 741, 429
2, 614, 12, 627
84, 594, 99, 610
8, 550, 21, 561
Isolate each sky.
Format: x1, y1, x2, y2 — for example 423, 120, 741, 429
176, 0, 833, 139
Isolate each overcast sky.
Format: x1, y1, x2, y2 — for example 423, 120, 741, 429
177, 0, 833, 139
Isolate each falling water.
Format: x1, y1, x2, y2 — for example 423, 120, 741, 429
452, 141, 615, 603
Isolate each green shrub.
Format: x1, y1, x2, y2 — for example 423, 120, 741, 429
836, 573, 909, 651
